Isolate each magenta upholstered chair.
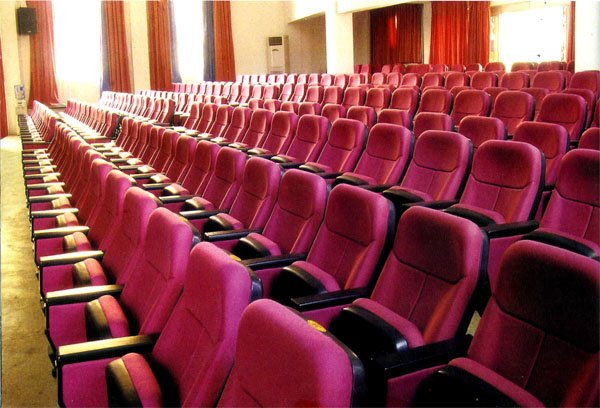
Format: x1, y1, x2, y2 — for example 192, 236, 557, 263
411, 240, 599, 407
217, 299, 367, 407
334, 123, 413, 187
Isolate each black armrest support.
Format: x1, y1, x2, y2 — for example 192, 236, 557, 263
57, 335, 156, 365
483, 220, 539, 239
179, 209, 224, 220
522, 230, 598, 258
242, 253, 307, 271
131, 172, 157, 180
278, 161, 304, 169
33, 225, 90, 240
373, 336, 472, 379
203, 229, 261, 242
39, 250, 104, 267
158, 194, 195, 204
45, 284, 123, 307
291, 287, 371, 312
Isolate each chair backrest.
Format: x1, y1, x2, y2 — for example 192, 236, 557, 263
259, 111, 299, 155
278, 83, 293, 102
193, 103, 218, 133
140, 241, 260, 407
386, 72, 401, 88
422, 73, 444, 90
221, 106, 252, 143
179, 140, 219, 196
537, 60, 563, 71
413, 112, 454, 138
282, 114, 329, 162
164, 135, 197, 183
86, 170, 135, 250
521, 87, 549, 120
536, 93, 587, 142
485, 62, 505, 72
471, 72, 498, 90
377, 109, 412, 129
483, 86, 508, 110
304, 85, 324, 103
399, 130, 472, 201
306, 184, 393, 289
491, 90, 535, 135
401, 72, 422, 88
365, 87, 391, 113
217, 299, 366, 407
238, 83, 252, 103
513, 121, 569, 186
223, 157, 281, 231
569, 70, 600, 97
539, 149, 599, 248
207, 104, 234, 138
346, 123, 413, 185
139, 124, 163, 163
260, 169, 328, 255
370, 205, 484, 344
322, 86, 344, 105
444, 72, 469, 90
371, 72, 387, 86
120, 208, 196, 336
238, 108, 274, 148
291, 83, 307, 103
342, 87, 367, 109
417, 88, 453, 115
458, 116, 507, 150
334, 73, 349, 89
465, 63, 482, 72
348, 74, 362, 88
101, 187, 161, 285
389, 87, 419, 118
511, 61, 535, 72
153, 129, 180, 172
346, 106, 376, 130
320, 103, 347, 124
459, 140, 544, 223
450, 89, 491, 126
579, 127, 600, 150
500, 72, 530, 90
320, 73, 333, 86
200, 147, 246, 209
467, 240, 599, 407
562, 88, 596, 128
314, 118, 366, 173
532, 71, 566, 93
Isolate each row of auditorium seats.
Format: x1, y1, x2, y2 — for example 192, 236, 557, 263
17, 98, 599, 407
355, 59, 575, 75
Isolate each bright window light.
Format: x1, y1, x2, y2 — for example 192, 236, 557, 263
171, 0, 204, 83
53, 0, 102, 101
498, 6, 566, 70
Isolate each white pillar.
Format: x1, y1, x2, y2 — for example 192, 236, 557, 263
575, 1, 600, 71
325, 0, 354, 74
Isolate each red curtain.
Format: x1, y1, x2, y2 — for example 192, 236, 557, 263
430, 1, 490, 66
566, 1, 575, 62
213, 0, 236, 82
371, 4, 422, 66
147, 0, 173, 90
103, 1, 132, 92
467, 2, 490, 66
27, 0, 59, 108
0, 37, 8, 137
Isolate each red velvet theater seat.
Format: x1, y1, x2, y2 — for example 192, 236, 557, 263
490, 90, 535, 136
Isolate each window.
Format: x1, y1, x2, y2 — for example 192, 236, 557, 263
491, 3, 571, 70
53, 0, 102, 102
171, 0, 204, 83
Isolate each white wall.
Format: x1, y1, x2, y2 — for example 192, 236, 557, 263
574, 1, 600, 71
0, 0, 27, 135
230, 1, 289, 75
288, 0, 325, 22
288, 15, 327, 74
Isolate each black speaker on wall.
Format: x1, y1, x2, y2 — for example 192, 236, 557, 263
17, 7, 37, 35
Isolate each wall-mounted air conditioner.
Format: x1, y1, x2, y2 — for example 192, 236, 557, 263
267, 36, 289, 74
